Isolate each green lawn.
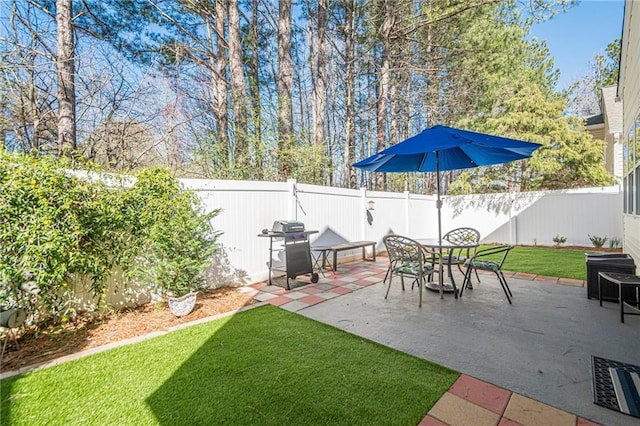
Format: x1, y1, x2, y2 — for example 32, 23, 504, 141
1, 305, 458, 425
480, 245, 593, 280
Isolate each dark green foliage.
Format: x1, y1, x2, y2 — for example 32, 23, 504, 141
0, 151, 220, 326
588, 234, 607, 249
126, 167, 221, 297
0, 151, 126, 322
552, 235, 567, 246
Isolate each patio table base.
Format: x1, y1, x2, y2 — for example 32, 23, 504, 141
425, 282, 456, 293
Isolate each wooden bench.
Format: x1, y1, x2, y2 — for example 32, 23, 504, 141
313, 241, 376, 272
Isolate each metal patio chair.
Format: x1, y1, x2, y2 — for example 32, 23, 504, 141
383, 235, 436, 307
442, 227, 481, 285
460, 245, 514, 304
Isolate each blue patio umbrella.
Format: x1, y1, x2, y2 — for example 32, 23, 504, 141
353, 125, 541, 248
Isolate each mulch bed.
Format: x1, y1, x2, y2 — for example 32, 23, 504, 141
1, 287, 256, 373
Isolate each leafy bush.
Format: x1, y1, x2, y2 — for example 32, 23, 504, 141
0, 151, 127, 323
552, 234, 567, 246
0, 152, 221, 327
609, 237, 620, 249
126, 167, 221, 297
588, 234, 608, 248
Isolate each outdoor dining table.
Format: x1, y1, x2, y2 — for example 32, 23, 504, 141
416, 239, 480, 299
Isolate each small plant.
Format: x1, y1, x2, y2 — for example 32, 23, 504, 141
552, 234, 567, 247
588, 234, 608, 248
609, 237, 620, 249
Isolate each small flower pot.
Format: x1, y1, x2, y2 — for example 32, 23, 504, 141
168, 292, 197, 317
0, 308, 27, 328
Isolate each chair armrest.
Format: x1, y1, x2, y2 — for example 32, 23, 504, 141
471, 245, 512, 259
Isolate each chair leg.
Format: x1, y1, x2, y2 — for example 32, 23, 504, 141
498, 271, 513, 298
383, 265, 391, 284
385, 271, 393, 299
457, 263, 479, 289
495, 271, 512, 304
459, 266, 473, 298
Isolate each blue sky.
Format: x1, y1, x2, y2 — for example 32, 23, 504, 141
529, 0, 625, 91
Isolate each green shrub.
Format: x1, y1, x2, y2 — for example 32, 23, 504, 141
0, 152, 221, 327
552, 234, 567, 246
126, 167, 221, 297
588, 234, 607, 248
0, 151, 124, 323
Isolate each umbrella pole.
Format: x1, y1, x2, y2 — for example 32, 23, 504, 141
436, 152, 444, 299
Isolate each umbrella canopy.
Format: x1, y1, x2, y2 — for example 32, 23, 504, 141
353, 125, 541, 273
352, 125, 541, 173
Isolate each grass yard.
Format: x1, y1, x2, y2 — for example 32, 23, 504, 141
1, 305, 458, 425
479, 245, 590, 280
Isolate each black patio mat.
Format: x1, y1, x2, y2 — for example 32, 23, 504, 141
592, 355, 640, 418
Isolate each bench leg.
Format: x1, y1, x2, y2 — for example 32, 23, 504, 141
361, 245, 375, 261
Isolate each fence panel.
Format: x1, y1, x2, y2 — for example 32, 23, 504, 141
181, 179, 291, 284
178, 180, 622, 285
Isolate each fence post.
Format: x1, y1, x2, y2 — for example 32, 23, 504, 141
287, 179, 297, 220
404, 191, 410, 236
508, 192, 517, 245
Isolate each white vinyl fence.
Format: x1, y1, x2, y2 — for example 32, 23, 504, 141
182, 179, 622, 285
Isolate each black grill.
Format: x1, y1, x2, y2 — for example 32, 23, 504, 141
259, 221, 319, 289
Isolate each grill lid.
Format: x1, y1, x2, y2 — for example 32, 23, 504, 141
272, 220, 305, 233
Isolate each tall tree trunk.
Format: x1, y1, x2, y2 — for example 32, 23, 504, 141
312, 0, 327, 148
250, 0, 262, 178
28, 52, 42, 151
424, 13, 436, 195
55, 0, 76, 156
228, 0, 248, 166
213, 0, 229, 159
342, 0, 356, 189
375, 0, 392, 190
365, 62, 376, 189
389, 72, 398, 145
277, 0, 293, 180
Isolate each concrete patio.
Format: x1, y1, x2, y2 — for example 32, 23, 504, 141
265, 259, 640, 426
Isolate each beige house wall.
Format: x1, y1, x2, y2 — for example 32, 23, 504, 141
587, 125, 605, 141
620, 0, 640, 271
603, 131, 614, 175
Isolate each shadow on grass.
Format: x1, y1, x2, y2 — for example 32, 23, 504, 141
0, 304, 457, 424
145, 305, 458, 425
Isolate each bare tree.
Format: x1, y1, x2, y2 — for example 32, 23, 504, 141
277, 0, 293, 179
374, 0, 393, 190
248, 0, 263, 178
228, 0, 248, 165
341, 0, 357, 189
311, 0, 327, 149
55, 0, 76, 155
212, 0, 229, 158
